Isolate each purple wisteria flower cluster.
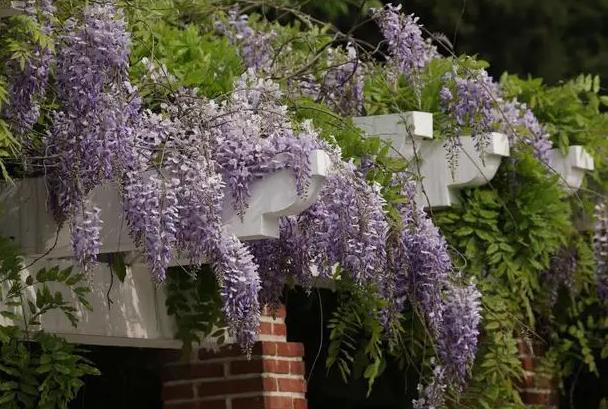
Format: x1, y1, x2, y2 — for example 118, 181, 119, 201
320, 45, 365, 116
122, 89, 264, 350
46, 2, 139, 270
440, 69, 500, 154
251, 158, 390, 306
384, 181, 451, 335
3, 0, 55, 138
216, 8, 365, 116
412, 363, 447, 409
438, 282, 482, 389
216, 8, 275, 72
382, 179, 482, 402
498, 99, 552, 163
373, 4, 436, 81
593, 202, 608, 304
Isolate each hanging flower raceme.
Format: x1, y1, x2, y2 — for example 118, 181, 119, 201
440, 69, 500, 155
593, 202, 608, 304
320, 45, 365, 116
373, 3, 436, 81
46, 2, 139, 271
497, 99, 552, 163
437, 281, 482, 389
123, 91, 263, 351
303, 163, 389, 287
393, 181, 451, 336
250, 216, 315, 309
3, 0, 55, 137
71, 200, 103, 270
216, 8, 275, 72
412, 363, 447, 409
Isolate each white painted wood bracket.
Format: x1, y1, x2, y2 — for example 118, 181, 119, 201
417, 132, 510, 207
353, 112, 510, 208
222, 149, 332, 240
547, 145, 594, 194
0, 149, 331, 259
353, 112, 434, 159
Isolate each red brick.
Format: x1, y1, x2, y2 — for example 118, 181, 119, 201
517, 338, 546, 357
268, 359, 290, 374
272, 323, 287, 337
293, 399, 307, 409
192, 363, 225, 378
259, 322, 273, 335
263, 377, 278, 391
163, 365, 190, 381
162, 383, 194, 401
265, 396, 293, 409
289, 361, 305, 375
232, 396, 266, 409
165, 400, 226, 409
262, 305, 287, 319
198, 400, 227, 409
276, 343, 304, 358
198, 377, 276, 398
252, 342, 278, 356
159, 349, 184, 365
230, 359, 264, 375
277, 378, 306, 393
520, 356, 535, 371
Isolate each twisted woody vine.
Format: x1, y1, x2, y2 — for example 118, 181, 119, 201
1, 0, 608, 408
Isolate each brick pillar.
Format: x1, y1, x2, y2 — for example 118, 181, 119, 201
517, 338, 559, 408
162, 305, 308, 409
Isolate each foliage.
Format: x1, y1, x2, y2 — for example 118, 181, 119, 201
0, 236, 98, 408
326, 278, 387, 396
165, 265, 227, 353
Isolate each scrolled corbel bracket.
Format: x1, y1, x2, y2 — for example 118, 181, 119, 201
547, 145, 594, 194
222, 149, 332, 240
353, 112, 511, 208
416, 132, 510, 207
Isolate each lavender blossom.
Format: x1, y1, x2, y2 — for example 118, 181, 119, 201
303, 165, 389, 287
124, 92, 263, 349
216, 8, 275, 72
321, 45, 365, 116
498, 99, 552, 163
440, 69, 500, 154
437, 281, 482, 389
396, 181, 452, 335
594, 202, 608, 303
249, 216, 316, 308
213, 70, 320, 216
70, 201, 102, 272
412, 364, 447, 409
373, 4, 436, 80
213, 234, 261, 352
3, 0, 54, 137
46, 2, 138, 271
